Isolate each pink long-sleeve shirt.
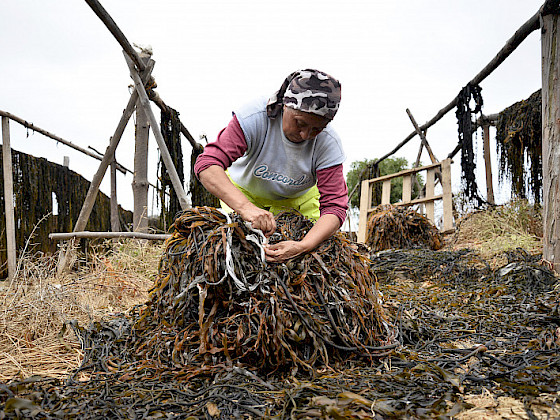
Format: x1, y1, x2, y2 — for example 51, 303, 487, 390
194, 115, 348, 226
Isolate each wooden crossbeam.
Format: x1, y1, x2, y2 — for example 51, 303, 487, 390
50, 231, 170, 241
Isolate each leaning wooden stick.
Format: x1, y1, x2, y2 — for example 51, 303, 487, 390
406, 109, 438, 164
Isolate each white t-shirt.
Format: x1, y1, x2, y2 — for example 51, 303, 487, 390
228, 97, 345, 201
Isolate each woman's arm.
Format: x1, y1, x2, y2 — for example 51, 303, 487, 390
198, 165, 276, 236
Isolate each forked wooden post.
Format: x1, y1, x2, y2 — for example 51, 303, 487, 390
133, 60, 150, 233
124, 53, 190, 210
1, 117, 17, 280
542, 5, 560, 272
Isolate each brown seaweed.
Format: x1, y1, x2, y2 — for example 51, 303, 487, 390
366, 204, 444, 252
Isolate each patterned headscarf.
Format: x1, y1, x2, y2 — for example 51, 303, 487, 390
266, 69, 341, 120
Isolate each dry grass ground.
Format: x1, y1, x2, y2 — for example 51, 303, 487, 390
0, 240, 161, 381
449, 199, 543, 266
0, 200, 556, 419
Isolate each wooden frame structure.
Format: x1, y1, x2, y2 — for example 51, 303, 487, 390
1, 0, 559, 277
357, 158, 453, 244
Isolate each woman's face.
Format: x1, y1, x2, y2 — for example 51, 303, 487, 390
282, 106, 329, 143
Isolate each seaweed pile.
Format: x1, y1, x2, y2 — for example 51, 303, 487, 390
366, 205, 444, 251
130, 207, 395, 374
1, 214, 559, 418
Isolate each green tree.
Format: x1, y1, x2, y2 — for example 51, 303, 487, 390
346, 157, 422, 209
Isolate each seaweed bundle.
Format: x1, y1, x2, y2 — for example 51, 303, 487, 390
159, 106, 185, 228
130, 207, 396, 375
456, 82, 485, 206
366, 204, 444, 252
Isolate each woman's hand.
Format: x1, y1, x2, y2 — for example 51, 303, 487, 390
264, 214, 341, 263
264, 240, 305, 263
238, 202, 276, 237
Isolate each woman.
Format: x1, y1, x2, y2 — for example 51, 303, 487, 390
194, 69, 348, 262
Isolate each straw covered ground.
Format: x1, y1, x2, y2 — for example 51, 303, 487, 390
0, 200, 558, 419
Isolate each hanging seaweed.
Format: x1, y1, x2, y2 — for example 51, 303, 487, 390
189, 144, 220, 208
495, 89, 542, 203
456, 82, 485, 206
159, 106, 185, 229
0, 147, 133, 278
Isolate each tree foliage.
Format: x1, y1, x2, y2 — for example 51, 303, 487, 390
346, 157, 422, 209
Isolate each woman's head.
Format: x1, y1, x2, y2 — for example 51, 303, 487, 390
267, 69, 341, 121
281, 106, 330, 143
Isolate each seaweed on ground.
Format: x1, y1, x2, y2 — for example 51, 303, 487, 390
1, 213, 559, 419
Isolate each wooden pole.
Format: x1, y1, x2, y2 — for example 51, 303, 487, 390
425, 168, 436, 223
84, 0, 145, 72
50, 231, 169, 241
482, 124, 495, 204
133, 56, 150, 233
542, 6, 560, 272
110, 155, 120, 232
1, 117, 17, 280
441, 159, 454, 233
124, 53, 189, 210
357, 179, 372, 243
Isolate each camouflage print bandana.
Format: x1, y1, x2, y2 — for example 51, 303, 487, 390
266, 69, 341, 121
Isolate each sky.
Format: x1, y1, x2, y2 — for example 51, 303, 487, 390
0, 0, 545, 225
